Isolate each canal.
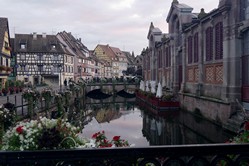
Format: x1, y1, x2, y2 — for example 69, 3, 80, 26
74, 96, 235, 147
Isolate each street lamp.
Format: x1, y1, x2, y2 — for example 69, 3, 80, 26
78, 65, 82, 80
58, 64, 63, 92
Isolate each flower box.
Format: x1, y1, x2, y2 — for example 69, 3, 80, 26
136, 90, 180, 111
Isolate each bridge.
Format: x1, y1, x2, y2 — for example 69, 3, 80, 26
85, 81, 139, 99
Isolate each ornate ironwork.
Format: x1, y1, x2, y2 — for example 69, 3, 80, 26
0, 143, 249, 165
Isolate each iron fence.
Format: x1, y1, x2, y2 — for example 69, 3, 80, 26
0, 143, 249, 165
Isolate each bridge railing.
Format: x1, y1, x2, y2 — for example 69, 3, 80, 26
1, 143, 249, 165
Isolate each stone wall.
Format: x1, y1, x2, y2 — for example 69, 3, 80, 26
179, 93, 231, 125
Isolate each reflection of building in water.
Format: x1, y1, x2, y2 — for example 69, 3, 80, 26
142, 109, 233, 145
85, 98, 136, 124
95, 109, 121, 123
142, 112, 182, 145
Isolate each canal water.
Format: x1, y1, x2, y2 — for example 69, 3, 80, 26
75, 96, 234, 147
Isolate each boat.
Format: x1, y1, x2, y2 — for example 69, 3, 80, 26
135, 90, 180, 111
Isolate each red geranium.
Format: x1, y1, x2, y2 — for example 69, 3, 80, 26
112, 136, 120, 141
92, 131, 129, 148
16, 126, 24, 134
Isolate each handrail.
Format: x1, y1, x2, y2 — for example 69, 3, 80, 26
0, 143, 249, 165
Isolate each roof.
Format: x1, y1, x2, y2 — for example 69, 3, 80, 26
110, 46, 126, 58
57, 31, 89, 58
147, 22, 162, 39
97, 44, 116, 58
166, 2, 193, 22
123, 51, 135, 65
14, 33, 65, 53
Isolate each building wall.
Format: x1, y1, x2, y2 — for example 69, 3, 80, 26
142, 0, 249, 124
0, 31, 11, 87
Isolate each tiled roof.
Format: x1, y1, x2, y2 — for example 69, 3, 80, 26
110, 46, 126, 58
0, 17, 9, 54
14, 33, 65, 53
97, 44, 116, 58
57, 31, 89, 58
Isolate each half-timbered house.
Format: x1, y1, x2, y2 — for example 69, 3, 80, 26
0, 17, 12, 89
13, 33, 66, 87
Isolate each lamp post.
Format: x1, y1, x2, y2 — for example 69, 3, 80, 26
78, 65, 82, 80
58, 64, 62, 92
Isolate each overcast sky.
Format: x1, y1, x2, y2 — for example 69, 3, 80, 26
0, 0, 218, 55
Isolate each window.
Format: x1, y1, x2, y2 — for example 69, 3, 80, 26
245, 0, 249, 19
194, 33, 199, 63
215, 22, 223, 60
165, 47, 168, 67
51, 44, 56, 49
158, 50, 162, 68
20, 54, 25, 60
206, 27, 213, 61
54, 55, 58, 61
4, 41, 8, 48
6, 59, 9, 66
20, 44, 26, 49
187, 36, 193, 64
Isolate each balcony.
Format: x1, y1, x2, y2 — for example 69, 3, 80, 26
0, 143, 249, 165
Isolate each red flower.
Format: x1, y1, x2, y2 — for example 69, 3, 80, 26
112, 136, 120, 141
92, 133, 98, 139
16, 126, 24, 134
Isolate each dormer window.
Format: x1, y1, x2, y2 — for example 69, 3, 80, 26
20, 44, 26, 49
4, 41, 9, 48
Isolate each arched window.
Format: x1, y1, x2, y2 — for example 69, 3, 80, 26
205, 27, 213, 61
215, 22, 223, 60
194, 33, 199, 63
187, 36, 193, 64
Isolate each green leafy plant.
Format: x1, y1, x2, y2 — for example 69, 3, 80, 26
22, 89, 40, 118
0, 104, 16, 131
41, 88, 53, 117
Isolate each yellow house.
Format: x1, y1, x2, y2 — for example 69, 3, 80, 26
0, 17, 12, 89
93, 44, 116, 77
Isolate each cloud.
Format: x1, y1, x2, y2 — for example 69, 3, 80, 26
0, 0, 218, 55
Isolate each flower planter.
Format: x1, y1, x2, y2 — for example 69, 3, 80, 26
136, 91, 180, 111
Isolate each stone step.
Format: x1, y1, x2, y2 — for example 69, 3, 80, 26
223, 111, 245, 133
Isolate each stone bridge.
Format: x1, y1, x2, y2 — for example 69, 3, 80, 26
85, 82, 139, 97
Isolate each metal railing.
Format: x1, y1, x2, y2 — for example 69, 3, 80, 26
0, 143, 249, 165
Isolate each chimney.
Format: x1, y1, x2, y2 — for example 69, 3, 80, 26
33, 32, 37, 40
42, 32, 46, 38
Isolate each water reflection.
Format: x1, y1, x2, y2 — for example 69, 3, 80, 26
68, 97, 234, 147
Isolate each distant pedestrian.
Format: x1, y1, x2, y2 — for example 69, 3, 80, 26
64, 79, 67, 87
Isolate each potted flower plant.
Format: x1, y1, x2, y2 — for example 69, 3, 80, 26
9, 87, 15, 94
2, 88, 8, 96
